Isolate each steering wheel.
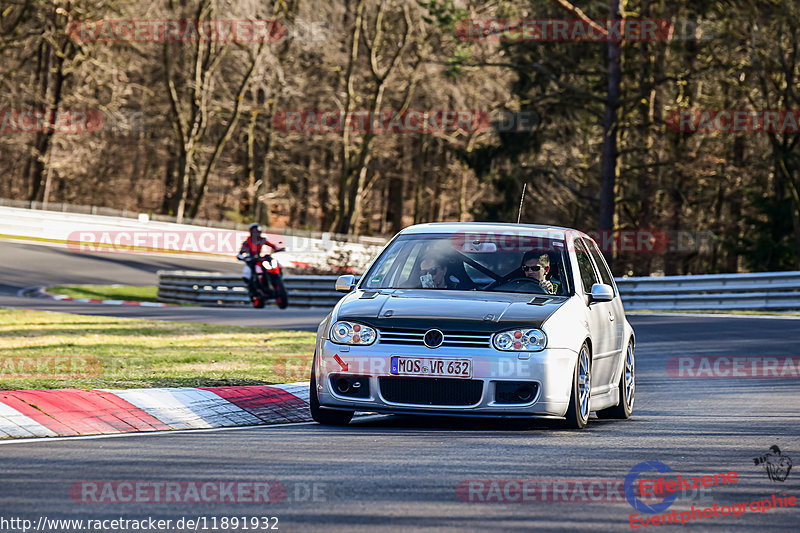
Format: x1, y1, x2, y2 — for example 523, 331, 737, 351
487, 277, 549, 294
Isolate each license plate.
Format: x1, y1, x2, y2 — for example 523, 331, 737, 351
390, 357, 472, 379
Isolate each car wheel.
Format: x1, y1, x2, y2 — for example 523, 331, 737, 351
597, 341, 635, 420
564, 342, 591, 429
310, 362, 354, 426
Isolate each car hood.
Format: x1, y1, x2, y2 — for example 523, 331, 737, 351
335, 289, 568, 332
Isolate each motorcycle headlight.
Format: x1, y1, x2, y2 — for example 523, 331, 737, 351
330, 321, 376, 345
492, 328, 547, 352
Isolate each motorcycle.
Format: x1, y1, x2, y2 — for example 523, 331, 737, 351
238, 249, 289, 309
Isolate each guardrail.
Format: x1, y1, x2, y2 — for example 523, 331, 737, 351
157, 271, 800, 310
157, 272, 349, 307
614, 271, 800, 311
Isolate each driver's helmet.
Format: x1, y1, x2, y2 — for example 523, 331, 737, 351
248, 222, 261, 234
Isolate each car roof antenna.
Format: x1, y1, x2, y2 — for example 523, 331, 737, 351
516, 182, 528, 224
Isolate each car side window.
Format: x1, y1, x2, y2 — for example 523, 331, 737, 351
583, 238, 615, 292
364, 246, 402, 288
574, 239, 599, 294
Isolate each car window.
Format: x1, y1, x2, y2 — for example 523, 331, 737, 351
464, 263, 494, 286
363, 244, 402, 289
583, 238, 615, 292
573, 238, 599, 294
359, 233, 574, 294
396, 242, 426, 286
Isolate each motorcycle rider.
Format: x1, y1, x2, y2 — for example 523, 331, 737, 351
237, 223, 283, 296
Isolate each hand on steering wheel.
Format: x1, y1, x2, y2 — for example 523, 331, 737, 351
497, 277, 550, 294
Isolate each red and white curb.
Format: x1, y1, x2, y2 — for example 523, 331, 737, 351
49, 295, 171, 307
0, 383, 310, 439
26, 286, 173, 307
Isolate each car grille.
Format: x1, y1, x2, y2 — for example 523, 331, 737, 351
378, 377, 483, 406
377, 328, 491, 348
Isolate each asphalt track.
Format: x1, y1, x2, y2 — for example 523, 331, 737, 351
1, 239, 799, 531
0, 240, 329, 329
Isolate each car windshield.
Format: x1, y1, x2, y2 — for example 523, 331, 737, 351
360, 232, 573, 295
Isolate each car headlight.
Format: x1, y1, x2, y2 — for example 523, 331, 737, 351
492, 328, 547, 351
330, 321, 377, 345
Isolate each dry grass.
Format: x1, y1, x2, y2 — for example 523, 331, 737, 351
0, 309, 316, 389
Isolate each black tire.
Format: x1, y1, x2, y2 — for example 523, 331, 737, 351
252, 295, 266, 308
310, 363, 353, 426
564, 342, 591, 429
597, 341, 635, 420
272, 277, 289, 309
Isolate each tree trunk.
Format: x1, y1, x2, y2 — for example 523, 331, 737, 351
599, 0, 622, 266
334, 0, 366, 234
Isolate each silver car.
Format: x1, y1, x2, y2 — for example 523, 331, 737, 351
310, 223, 635, 429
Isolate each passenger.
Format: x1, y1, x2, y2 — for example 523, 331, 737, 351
419, 255, 459, 289
521, 251, 558, 294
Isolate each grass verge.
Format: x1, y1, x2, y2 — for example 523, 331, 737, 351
48, 284, 160, 303
0, 308, 316, 389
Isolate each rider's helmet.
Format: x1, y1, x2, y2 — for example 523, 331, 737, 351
248, 222, 261, 235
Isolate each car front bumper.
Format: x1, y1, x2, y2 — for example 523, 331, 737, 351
315, 339, 579, 418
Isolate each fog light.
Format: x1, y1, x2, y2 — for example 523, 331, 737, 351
494, 381, 538, 404
515, 384, 535, 402
329, 375, 371, 398
335, 378, 351, 394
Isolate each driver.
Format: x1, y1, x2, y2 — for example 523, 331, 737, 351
521, 252, 558, 294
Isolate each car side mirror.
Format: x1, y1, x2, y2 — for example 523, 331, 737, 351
589, 283, 614, 303
335, 275, 357, 293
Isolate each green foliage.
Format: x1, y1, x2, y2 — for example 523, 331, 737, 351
737, 192, 797, 271
417, 0, 468, 32
48, 285, 159, 303
445, 43, 472, 77
418, 0, 471, 77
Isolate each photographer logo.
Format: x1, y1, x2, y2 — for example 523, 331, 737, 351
754, 446, 792, 482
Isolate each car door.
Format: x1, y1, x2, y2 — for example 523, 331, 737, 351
584, 238, 625, 358
573, 238, 617, 393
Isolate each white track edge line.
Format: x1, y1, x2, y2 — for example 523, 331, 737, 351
0, 414, 385, 445
0, 420, 318, 445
